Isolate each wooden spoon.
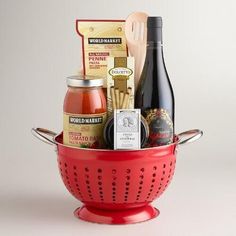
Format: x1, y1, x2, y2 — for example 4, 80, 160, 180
125, 12, 148, 92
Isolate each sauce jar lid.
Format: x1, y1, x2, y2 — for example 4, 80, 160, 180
67, 75, 104, 87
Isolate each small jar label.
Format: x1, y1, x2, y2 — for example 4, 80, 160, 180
114, 109, 141, 150
63, 112, 107, 148
145, 108, 173, 147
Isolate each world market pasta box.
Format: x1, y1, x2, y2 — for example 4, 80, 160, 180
76, 20, 128, 89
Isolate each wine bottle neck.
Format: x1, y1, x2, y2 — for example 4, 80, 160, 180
147, 27, 162, 44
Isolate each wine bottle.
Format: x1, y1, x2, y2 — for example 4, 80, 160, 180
135, 16, 175, 147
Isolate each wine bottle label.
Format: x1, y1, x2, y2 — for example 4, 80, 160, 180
63, 112, 107, 148
145, 108, 173, 147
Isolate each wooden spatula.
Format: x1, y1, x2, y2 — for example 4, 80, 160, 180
125, 12, 148, 92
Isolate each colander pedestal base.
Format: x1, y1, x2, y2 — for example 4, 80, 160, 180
74, 205, 159, 224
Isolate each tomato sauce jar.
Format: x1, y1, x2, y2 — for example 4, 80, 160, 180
63, 75, 107, 149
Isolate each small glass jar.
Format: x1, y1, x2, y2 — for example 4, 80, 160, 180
63, 75, 107, 149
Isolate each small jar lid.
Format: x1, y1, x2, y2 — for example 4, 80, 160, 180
67, 75, 104, 87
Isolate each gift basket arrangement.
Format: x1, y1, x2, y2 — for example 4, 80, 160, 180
32, 12, 203, 224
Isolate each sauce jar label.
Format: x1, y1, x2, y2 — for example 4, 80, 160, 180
63, 112, 107, 148
145, 108, 173, 147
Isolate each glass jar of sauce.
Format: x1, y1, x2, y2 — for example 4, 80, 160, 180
63, 75, 107, 149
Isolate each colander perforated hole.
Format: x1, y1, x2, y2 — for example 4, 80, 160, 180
84, 168, 93, 200
97, 172, 104, 201
112, 169, 117, 202
126, 169, 131, 174
136, 168, 146, 201
155, 165, 167, 196
63, 162, 75, 196
73, 169, 83, 199
98, 172, 104, 201
170, 162, 173, 166
146, 166, 158, 200
124, 172, 130, 202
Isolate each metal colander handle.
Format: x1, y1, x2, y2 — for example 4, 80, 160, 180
31, 128, 57, 146
177, 129, 203, 145
31, 127, 203, 147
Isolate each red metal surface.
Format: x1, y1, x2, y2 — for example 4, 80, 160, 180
55, 133, 177, 224
74, 205, 159, 224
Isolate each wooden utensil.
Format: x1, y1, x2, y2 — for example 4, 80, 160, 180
125, 12, 148, 92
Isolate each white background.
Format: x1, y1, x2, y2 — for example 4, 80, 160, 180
0, 0, 236, 235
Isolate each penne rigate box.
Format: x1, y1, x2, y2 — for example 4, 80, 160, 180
107, 57, 135, 115
76, 20, 128, 86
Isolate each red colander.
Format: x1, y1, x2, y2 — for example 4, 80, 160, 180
32, 128, 202, 224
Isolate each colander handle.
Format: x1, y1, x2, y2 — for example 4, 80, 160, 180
31, 128, 57, 146
177, 129, 203, 145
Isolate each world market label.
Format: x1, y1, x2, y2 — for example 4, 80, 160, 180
63, 112, 107, 149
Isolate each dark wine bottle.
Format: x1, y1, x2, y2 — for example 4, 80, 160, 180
135, 16, 175, 147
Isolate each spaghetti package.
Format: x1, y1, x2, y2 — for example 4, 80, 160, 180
107, 57, 135, 115
76, 20, 128, 86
